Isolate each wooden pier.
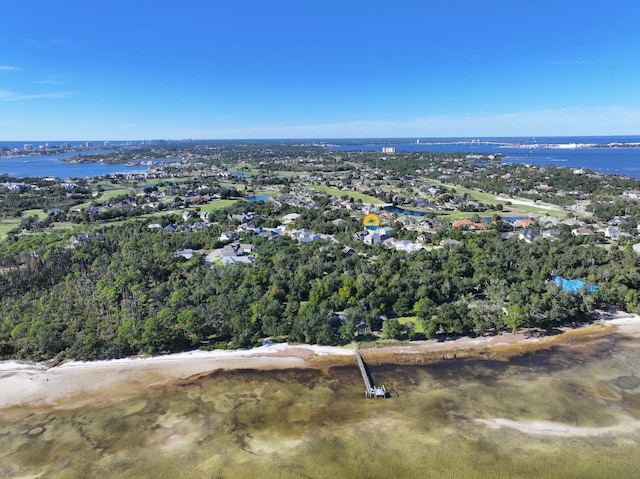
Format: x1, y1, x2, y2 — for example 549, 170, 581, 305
355, 349, 386, 398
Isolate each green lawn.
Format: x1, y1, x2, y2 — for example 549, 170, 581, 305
77, 187, 138, 208
139, 177, 192, 185
397, 316, 424, 333
436, 206, 568, 221
140, 199, 240, 216
219, 182, 247, 190
225, 166, 303, 178
431, 181, 506, 205
22, 209, 48, 219
72, 201, 93, 210
309, 186, 383, 205
431, 181, 569, 219
0, 218, 21, 240
0, 210, 52, 240
97, 188, 138, 201
199, 199, 239, 211
138, 210, 179, 218
503, 203, 569, 219
47, 222, 76, 232
227, 164, 258, 177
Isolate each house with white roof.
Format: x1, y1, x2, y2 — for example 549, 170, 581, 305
282, 213, 301, 224
175, 248, 198, 259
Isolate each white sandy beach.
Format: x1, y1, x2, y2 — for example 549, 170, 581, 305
0, 344, 353, 410
1, 312, 638, 411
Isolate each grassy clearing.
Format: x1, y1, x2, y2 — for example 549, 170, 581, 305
68, 187, 134, 210
0, 218, 20, 240
96, 188, 137, 202
397, 316, 424, 333
72, 201, 93, 210
452, 188, 500, 204
219, 182, 246, 190
22, 208, 48, 219
139, 177, 192, 185
48, 222, 76, 232
437, 211, 486, 220
0, 210, 50, 240
505, 203, 569, 218
432, 180, 569, 218
309, 185, 383, 204
139, 210, 179, 219
227, 163, 257, 176
433, 210, 502, 220
436, 207, 568, 221
430, 181, 500, 204
199, 199, 239, 211
226, 166, 303, 178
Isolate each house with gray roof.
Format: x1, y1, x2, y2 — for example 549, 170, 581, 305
519, 228, 542, 243
220, 255, 254, 265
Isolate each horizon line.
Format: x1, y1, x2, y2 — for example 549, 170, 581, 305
2, 134, 640, 144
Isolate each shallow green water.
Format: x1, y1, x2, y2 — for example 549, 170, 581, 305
2, 334, 640, 478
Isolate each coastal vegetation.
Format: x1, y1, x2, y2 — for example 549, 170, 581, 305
1, 142, 640, 361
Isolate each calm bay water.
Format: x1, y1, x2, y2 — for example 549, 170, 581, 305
1, 333, 639, 478
328, 136, 640, 178
0, 149, 152, 179
2, 136, 640, 179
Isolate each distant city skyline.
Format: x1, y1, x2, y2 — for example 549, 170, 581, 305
1, 1, 639, 140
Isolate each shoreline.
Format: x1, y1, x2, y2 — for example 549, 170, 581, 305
1, 312, 639, 411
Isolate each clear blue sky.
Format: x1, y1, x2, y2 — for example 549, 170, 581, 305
1, 0, 639, 140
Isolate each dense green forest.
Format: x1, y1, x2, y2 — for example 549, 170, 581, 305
3, 143, 640, 362
1, 216, 638, 361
